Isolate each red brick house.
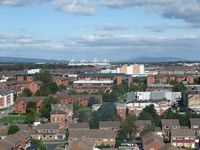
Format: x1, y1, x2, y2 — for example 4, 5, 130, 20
69, 122, 90, 130
142, 131, 165, 150
99, 121, 120, 132
116, 76, 122, 85
171, 129, 196, 149
14, 100, 27, 114
186, 76, 194, 84
68, 129, 117, 147
53, 77, 69, 87
50, 104, 73, 128
26, 81, 42, 94
142, 131, 178, 150
0, 130, 31, 150
147, 75, 156, 84
32, 123, 65, 141
116, 103, 127, 120
14, 97, 45, 114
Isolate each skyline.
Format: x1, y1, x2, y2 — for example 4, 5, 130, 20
0, 0, 200, 61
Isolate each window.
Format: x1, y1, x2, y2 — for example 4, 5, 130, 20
177, 137, 182, 140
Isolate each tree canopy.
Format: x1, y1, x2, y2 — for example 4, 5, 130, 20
138, 105, 160, 127
7, 124, 20, 135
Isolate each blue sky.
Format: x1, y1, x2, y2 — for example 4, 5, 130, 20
0, 0, 200, 61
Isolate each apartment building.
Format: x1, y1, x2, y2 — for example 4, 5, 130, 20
0, 89, 14, 110
73, 80, 113, 93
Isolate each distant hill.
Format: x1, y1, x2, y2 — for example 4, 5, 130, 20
0, 57, 67, 64
128, 57, 188, 63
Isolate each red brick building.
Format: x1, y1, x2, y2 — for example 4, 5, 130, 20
171, 129, 196, 149
147, 75, 195, 85
147, 75, 156, 84
53, 77, 69, 87
26, 81, 42, 94
14, 100, 27, 114
50, 104, 73, 128
116, 103, 127, 120
68, 129, 117, 147
14, 97, 45, 114
73, 80, 113, 93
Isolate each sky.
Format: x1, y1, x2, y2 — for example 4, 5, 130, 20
0, 0, 200, 61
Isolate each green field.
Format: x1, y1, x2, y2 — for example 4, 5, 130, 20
0, 115, 26, 123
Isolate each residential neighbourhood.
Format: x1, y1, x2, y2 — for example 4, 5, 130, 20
0, 63, 200, 150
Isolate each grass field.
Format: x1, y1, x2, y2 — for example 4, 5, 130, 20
0, 115, 26, 123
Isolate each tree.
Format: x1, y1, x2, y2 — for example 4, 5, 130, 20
39, 97, 58, 119
118, 115, 136, 143
8, 124, 20, 135
31, 140, 46, 150
26, 101, 36, 113
162, 109, 176, 119
25, 113, 36, 124
102, 84, 128, 102
98, 103, 117, 121
138, 105, 160, 127
89, 111, 100, 129
173, 83, 186, 92
35, 70, 51, 83
34, 70, 59, 96
22, 88, 33, 97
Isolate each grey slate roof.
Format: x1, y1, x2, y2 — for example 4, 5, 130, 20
36, 123, 60, 130
0, 141, 13, 150
171, 129, 195, 137
69, 122, 90, 129
69, 129, 116, 139
0, 89, 13, 96
161, 119, 180, 128
135, 120, 152, 128
68, 136, 95, 150
99, 121, 120, 128
190, 118, 200, 126
16, 96, 46, 103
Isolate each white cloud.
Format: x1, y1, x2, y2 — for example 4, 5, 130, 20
55, 0, 96, 16
96, 24, 128, 30
102, 0, 200, 24
0, 0, 47, 6
1, 33, 200, 60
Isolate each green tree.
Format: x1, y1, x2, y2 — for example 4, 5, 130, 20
162, 109, 176, 119
25, 113, 36, 124
22, 88, 33, 97
39, 97, 58, 119
98, 103, 117, 121
31, 140, 46, 150
173, 83, 186, 92
138, 105, 160, 127
26, 101, 36, 113
7, 124, 20, 135
89, 111, 100, 129
35, 70, 51, 83
118, 115, 136, 143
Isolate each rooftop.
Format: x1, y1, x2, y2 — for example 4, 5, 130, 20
99, 121, 120, 128
171, 129, 195, 137
73, 80, 114, 84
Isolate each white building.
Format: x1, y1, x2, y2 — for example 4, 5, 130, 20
127, 91, 181, 103
0, 89, 14, 109
27, 69, 41, 74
